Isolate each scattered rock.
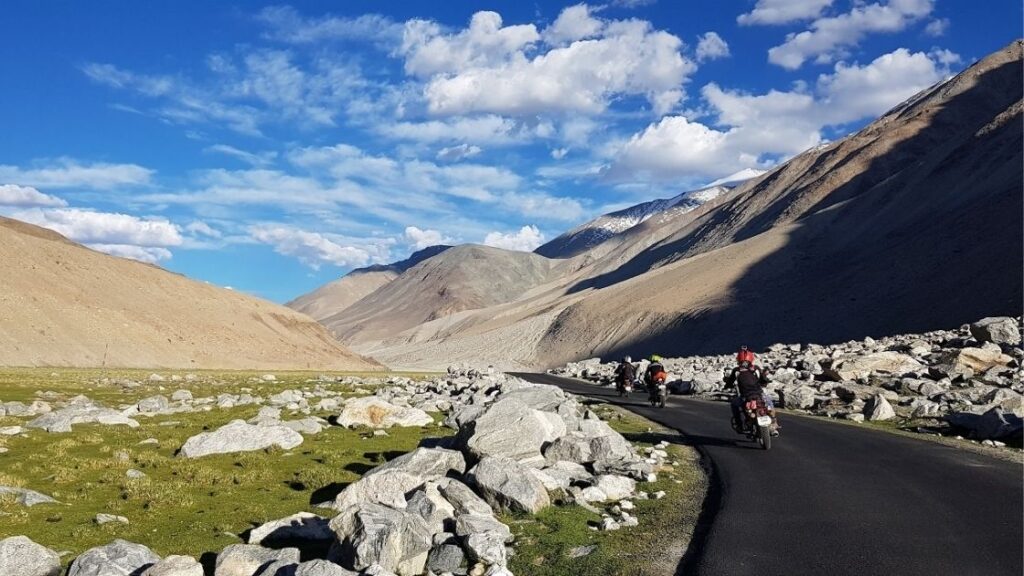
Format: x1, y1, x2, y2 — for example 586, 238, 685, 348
179, 420, 303, 458
0, 486, 58, 507
94, 513, 130, 525
69, 540, 160, 576
970, 317, 1021, 345
141, 555, 204, 576
248, 512, 332, 546
0, 536, 61, 576
337, 397, 432, 429
468, 456, 551, 514
214, 544, 299, 576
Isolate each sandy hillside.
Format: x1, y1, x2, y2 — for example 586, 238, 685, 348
0, 217, 383, 370
299, 41, 1024, 371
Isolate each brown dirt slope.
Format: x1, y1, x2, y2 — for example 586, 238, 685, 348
535, 40, 1024, 366
0, 217, 383, 370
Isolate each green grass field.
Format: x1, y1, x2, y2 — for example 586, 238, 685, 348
0, 369, 706, 573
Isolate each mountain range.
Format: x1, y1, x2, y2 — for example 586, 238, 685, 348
289, 40, 1024, 371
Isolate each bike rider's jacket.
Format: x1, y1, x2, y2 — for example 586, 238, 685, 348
725, 365, 767, 399
615, 362, 637, 384
644, 362, 667, 386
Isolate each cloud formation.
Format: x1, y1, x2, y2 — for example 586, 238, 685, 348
483, 225, 545, 251
401, 7, 696, 116
250, 225, 391, 269
738, 0, 835, 25
609, 47, 952, 181
0, 159, 153, 189
767, 0, 934, 69
0, 184, 67, 207
696, 32, 730, 62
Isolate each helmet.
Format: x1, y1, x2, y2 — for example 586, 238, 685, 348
623, 356, 632, 363
737, 346, 755, 364
649, 354, 662, 362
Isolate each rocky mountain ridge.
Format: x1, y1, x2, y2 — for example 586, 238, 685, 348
289, 40, 1023, 372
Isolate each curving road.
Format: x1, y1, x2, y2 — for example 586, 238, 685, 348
511, 372, 1023, 576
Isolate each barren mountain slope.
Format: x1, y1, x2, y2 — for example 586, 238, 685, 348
534, 40, 1024, 365
0, 217, 383, 370
286, 245, 451, 322
323, 244, 557, 345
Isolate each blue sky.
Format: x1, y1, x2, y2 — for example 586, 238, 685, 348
0, 0, 1019, 302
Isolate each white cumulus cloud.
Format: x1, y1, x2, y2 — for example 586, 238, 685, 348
696, 32, 730, 62
484, 225, 545, 252
738, 0, 835, 25
401, 6, 696, 117
250, 225, 391, 269
404, 226, 452, 250
0, 184, 67, 207
609, 47, 952, 181
767, 0, 934, 70
7, 207, 183, 263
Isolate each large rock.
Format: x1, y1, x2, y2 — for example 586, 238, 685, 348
337, 397, 432, 429
459, 397, 560, 464
947, 407, 1024, 440
69, 540, 160, 576
427, 544, 465, 575
779, 386, 817, 409
453, 514, 511, 542
464, 532, 507, 567
867, 395, 896, 421
137, 395, 170, 414
822, 352, 924, 381
0, 536, 61, 576
179, 420, 303, 458
293, 560, 359, 576
931, 347, 1013, 379
27, 405, 139, 433
594, 475, 636, 501
333, 448, 466, 510
468, 456, 551, 514
330, 503, 433, 576
405, 484, 455, 534
141, 555, 204, 576
214, 544, 299, 576
970, 317, 1021, 345
0, 486, 58, 507
435, 478, 494, 517
248, 512, 332, 545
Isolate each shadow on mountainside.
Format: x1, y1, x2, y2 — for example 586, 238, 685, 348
570, 53, 1023, 361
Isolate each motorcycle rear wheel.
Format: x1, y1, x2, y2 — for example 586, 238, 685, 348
758, 425, 771, 450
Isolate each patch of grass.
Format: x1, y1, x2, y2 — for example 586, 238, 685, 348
508, 403, 706, 576
0, 368, 448, 566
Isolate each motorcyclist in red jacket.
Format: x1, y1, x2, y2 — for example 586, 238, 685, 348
724, 346, 779, 436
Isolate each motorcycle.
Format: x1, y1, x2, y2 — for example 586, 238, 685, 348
740, 396, 775, 450
617, 380, 633, 398
648, 377, 667, 408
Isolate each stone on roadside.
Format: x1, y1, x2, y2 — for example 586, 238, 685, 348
142, 555, 204, 576
214, 544, 299, 576
868, 395, 896, 421
333, 447, 466, 511
179, 420, 303, 458
69, 540, 160, 576
330, 503, 432, 576
0, 536, 61, 576
822, 352, 924, 381
468, 456, 551, 514
970, 317, 1021, 346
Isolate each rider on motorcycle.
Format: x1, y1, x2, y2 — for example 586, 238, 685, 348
614, 356, 636, 392
724, 347, 779, 436
644, 355, 668, 400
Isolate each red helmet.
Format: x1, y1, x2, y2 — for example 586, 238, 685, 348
737, 346, 755, 364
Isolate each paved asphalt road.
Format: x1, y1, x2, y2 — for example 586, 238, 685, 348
511, 372, 1023, 576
